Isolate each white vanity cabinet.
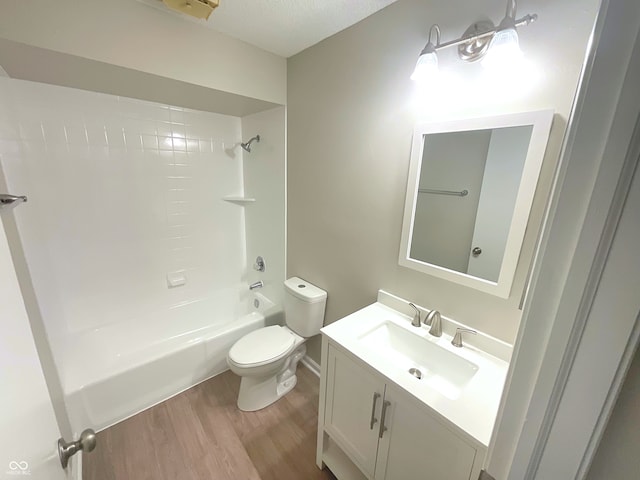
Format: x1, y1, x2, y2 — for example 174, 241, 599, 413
324, 344, 385, 477
375, 382, 479, 480
319, 343, 485, 480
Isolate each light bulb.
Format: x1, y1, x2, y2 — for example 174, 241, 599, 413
482, 27, 523, 70
411, 50, 439, 82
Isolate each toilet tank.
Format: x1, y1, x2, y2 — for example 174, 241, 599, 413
284, 277, 327, 338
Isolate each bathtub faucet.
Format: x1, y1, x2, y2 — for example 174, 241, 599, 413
249, 281, 264, 290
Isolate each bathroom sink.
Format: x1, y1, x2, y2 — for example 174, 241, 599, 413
321, 296, 511, 446
358, 321, 478, 399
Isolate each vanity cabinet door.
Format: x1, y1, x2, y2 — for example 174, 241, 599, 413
374, 384, 477, 480
325, 345, 386, 478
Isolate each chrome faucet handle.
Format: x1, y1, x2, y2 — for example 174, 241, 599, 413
451, 328, 477, 348
253, 256, 266, 272
425, 310, 442, 337
408, 303, 421, 327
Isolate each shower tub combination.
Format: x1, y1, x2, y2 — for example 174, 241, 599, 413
0, 76, 284, 436
62, 290, 280, 433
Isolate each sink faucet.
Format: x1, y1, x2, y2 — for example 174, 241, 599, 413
249, 280, 263, 290
424, 310, 442, 337
452, 328, 477, 348
408, 303, 421, 327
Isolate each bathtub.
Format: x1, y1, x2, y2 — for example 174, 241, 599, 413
62, 290, 280, 433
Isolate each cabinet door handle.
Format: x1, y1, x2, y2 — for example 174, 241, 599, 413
369, 392, 381, 430
378, 400, 391, 438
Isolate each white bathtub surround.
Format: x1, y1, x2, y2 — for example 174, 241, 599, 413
0, 78, 246, 339
0, 77, 286, 432
241, 106, 287, 306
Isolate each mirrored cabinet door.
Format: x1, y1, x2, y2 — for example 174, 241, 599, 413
399, 110, 554, 298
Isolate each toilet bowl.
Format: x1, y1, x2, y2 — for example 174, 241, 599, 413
227, 277, 327, 411
228, 325, 306, 411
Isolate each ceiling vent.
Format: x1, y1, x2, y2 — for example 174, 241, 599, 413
162, 0, 219, 20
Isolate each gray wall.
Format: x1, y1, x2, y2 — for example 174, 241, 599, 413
0, 0, 286, 105
287, 0, 600, 363
586, 345, 640, 480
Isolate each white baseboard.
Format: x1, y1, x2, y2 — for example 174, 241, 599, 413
301, 355, 320, 377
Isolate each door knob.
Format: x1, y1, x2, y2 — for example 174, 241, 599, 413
58, 429, 97, 469
472, 247, 482, 257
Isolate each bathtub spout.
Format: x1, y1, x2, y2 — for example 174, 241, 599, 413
249, 281, 263, 290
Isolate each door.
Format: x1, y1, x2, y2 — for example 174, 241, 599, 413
467, 126, 532, 282
0, 214, 69, 480
324, 345, 386, 477
375, 384, 479, 480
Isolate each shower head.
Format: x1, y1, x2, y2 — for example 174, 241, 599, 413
241, 135, 260, 153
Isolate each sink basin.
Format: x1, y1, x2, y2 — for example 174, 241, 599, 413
358, 321, 478, 399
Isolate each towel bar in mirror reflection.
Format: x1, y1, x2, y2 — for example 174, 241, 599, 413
418, 188, 469, 197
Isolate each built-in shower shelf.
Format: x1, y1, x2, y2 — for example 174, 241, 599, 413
223, 196, 256, 204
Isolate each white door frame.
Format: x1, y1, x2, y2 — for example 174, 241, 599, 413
534, 119, 640, 478
0, 212, 71, 480
485, 0, 640, 477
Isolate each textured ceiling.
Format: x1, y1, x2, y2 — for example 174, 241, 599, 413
139, 0, 399, 58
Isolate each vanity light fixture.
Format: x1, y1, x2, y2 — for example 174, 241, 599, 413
411, 0, 537, 80
410, 25, 441, 82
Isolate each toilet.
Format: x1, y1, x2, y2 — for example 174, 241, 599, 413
227, 277, 327, 411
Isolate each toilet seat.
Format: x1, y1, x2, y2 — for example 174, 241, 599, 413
228, 326, 296, 368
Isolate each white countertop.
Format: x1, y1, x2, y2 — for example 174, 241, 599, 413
321, 298, 510, 447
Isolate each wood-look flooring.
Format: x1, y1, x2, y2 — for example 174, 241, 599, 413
84, 365, 336, 480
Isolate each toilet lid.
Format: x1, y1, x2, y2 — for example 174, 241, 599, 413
229, 326, 296, 366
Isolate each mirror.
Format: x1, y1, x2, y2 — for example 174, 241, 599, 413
399, 110, 553, 298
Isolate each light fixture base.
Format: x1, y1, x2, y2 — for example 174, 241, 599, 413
458, 20, 495, 62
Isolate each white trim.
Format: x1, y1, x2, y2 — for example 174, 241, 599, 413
485, 0, 640, 477
525, 119, 640, 478
70, 451, 82, 480
301, 354, 321, 377
530, 113, 640, 477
